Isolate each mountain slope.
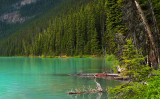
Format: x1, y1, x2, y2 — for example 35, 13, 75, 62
0, 0, 92, 56
0, 0, 65, 39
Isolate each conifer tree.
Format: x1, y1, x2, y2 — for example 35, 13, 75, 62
91, 28, 100, 55
121, 39, 151, 81
105, 0, 124, 54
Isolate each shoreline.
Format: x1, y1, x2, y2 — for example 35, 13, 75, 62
0, 55, 104, 58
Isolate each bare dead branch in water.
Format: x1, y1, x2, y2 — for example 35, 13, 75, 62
68, 77, 108, 95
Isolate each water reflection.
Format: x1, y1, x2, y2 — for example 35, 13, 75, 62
0, 57, 121, 99
69, 93, 107, 99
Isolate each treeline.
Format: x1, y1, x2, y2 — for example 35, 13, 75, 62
29, 0, 160, 57
30, 0, 107, 56
27, 0, 124, 57
0, 0, 160, 58
0, 0, 91, 56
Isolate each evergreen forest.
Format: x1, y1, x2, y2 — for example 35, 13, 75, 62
0, 0, 159, 59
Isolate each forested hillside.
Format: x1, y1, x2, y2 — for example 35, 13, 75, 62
0, 0, 159, 60
0, 0, 91, 55
0, 0, 66, 39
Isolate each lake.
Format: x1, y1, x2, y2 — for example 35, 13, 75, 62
0, 57, 122, 99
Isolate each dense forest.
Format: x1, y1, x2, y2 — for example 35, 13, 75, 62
0, 0, 92, 55
0, 0, 159, 59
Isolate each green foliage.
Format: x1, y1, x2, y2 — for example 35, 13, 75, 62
121, 39, 151, 81
106, 54, 120, 73
109, 82, 146, 99
106, 55, 117, 62
108, 39, 160, 99
105, 0, 124, 54
0, 0, 92, 56
91, 28, 100, 55
109, 70, 160, 99
25, 0, 105, 56
27, 0, 125, 57
0, 0, 125, 57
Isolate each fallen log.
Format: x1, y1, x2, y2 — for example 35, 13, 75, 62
69, 92, 84, 94
69, 73, 119, 77
114, 76, 129, 80
69, 73, 129, 80
68, 90, 107, 95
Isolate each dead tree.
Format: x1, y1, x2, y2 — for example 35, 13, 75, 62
134, 0, 159, 69
94, 79, 103, 92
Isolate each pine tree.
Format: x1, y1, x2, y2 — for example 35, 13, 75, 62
55, 18, 63, 55
121, 39, 151, 81
91, 28, 100, 55
105, 0, 124, 54
75, 12, 85, 55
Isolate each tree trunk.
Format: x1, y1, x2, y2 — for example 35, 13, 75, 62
134, 0, 159, 69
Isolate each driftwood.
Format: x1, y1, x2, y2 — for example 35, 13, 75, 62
69, 92, 84, 94
114, 76, 129, 80
94, 77, 103, 92
69, 73, 119, 77
68, 73, 128, 95
68, 90, 106, 95
68, 77, 108, 95
69, 72, 130, 81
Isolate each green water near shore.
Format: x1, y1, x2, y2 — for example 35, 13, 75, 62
0, 57, 121, 99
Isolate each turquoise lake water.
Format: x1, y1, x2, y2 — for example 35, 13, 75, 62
0, 57, 122, 99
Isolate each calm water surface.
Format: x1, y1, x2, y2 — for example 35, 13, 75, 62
0, 57, 122, 99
